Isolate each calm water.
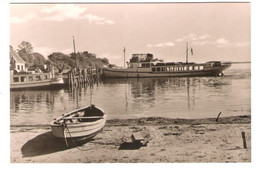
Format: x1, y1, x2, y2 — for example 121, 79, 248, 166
10, 64, 251, 126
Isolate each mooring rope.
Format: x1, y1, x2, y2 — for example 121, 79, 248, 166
62, 121, 93, 151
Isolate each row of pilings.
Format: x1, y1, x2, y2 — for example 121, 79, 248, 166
67, 67, 102, 87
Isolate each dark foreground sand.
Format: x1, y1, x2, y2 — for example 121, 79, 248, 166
10, 115, 251, 163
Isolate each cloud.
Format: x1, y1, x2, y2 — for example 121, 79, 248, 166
214, 38, 250, 48
10, 4, 115, 25
215, 38, 229, 45
42, 4, 87, 22
234, 42, 250, 47
84, 14, 115, 25
175, 33, 249, 48
97, 19, 115, 25
41, 5, 115, 24
147, 42, 175, 48
10, 13, 37, 24
176, 33, 212, 43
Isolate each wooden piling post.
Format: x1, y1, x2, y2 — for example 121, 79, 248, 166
241, 132, 247, 149
73, 68, 76, 86
216, 112, 222, 122
71, 69, 74, 86
68, 72, 71, 86
79, 69, 82, 85
83, 69, 86, 84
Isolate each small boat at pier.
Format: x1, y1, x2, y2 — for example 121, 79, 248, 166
10, 72, 64, 90
10, 45, 64, 90
50, 105, 106, 141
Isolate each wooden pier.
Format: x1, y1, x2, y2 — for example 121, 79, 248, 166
64, 68, 102, 87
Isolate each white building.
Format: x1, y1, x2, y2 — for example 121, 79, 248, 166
10, 46, 27, 72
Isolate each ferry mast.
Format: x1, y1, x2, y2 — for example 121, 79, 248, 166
186, 42, 188, 63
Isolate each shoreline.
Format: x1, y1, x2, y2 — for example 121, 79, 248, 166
10, 115, 251, 163
10, 115, 251, 128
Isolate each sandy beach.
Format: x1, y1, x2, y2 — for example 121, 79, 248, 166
10, 115, 251, 163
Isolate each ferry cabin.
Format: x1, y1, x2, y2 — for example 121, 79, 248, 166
128, 54, 228, 74
10, 72, 52, 84
140, 61, 223, 73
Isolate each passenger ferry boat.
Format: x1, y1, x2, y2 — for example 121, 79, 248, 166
10, 71, 64, 90
103, 49, 231, 78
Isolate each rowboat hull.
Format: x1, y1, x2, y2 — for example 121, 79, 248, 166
50, 115, 106, 139
50, 105, 106, 140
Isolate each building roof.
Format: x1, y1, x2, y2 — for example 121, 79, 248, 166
10, 46, 26, 64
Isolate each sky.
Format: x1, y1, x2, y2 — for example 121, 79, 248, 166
10, 2, 250, 66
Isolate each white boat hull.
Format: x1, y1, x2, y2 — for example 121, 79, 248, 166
50, 115, 106, 139
50, 105, 106, 140
10, 75, 64, 90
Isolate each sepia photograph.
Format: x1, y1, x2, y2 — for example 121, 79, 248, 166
8, 1, 251, 163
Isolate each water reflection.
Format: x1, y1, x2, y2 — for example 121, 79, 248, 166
11, 90, 54, 113
101, 76, 232, 116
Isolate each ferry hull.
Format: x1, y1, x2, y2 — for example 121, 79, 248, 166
10, 78, 64, 90
102, 66, 230, 78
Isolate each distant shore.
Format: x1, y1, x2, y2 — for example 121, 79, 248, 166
10, 115, 251, 163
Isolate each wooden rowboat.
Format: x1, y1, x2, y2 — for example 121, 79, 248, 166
50, 105, 106, 141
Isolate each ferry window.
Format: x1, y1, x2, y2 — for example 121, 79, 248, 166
36, 75, 41, 81
17, 65, 20, 70
13, 77, 19, 82
157, 68, 160, 72
184, 66, 187, 70
20, 77, 26, 82
199, 66, 204, 70
28, 76, 33, 81
189, 66, 193, 70
194, 66, 198, 70
44, 75, 48, 80
162, 67, 166, 71
21, 65, 23, 71
152, 68, 156, 72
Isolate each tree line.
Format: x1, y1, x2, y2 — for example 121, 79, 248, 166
13, 41, 110, 72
